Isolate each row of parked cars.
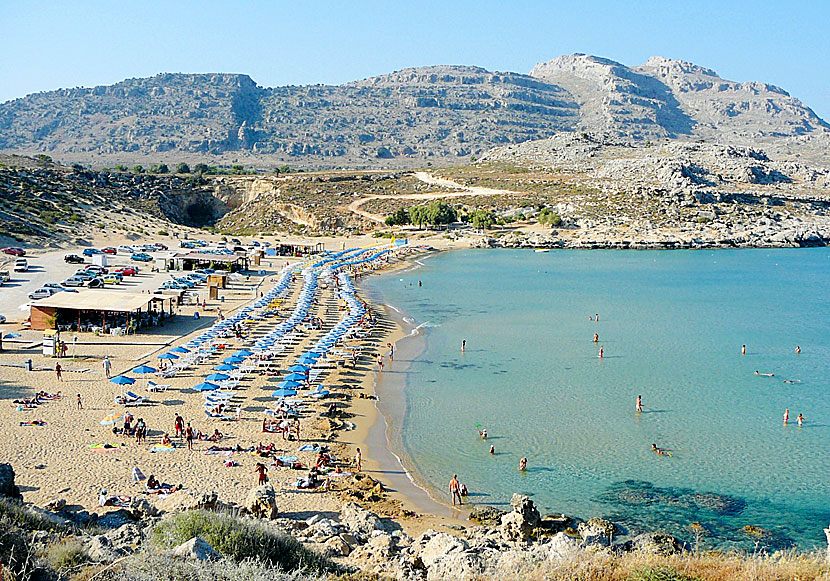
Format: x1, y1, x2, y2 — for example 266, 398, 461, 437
82, 243, 168, 257
27, 265, 141, 299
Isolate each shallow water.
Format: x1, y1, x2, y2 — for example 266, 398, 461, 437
364, 248, 830, 551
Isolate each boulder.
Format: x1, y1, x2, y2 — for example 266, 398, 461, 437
195, 491, 219, 510
0, 463, 22, 499
510, 494, 541, 528
366, 533, 396, 559
548, 532, 580, 560
469, 505, 507, 526
171, 537, 219, 561
323, 535, 351, 557
245, 484, 277, 519
340, 502, 386, 535
419, 532, 469, 568
96, 509, 136, 529
308, 518, 340, 542
129, 497, 159, 520
155, 490, 199, 513
626, 532, 683, 555
85, 524, 142, 563
426, 551, 483, 581
499, 494, 542, 541
339, 532, 361, 548
577, 517, 617, 546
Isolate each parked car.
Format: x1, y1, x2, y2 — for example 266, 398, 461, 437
28, 287, 57, 300
87, 278, 105, 289
73, 270, 95, 281
64, 254, 85, 264
85, 265, 108, 274
118, 245, 135, 254
2, 247, 25, 256
172, 278, 195, 288
194, 268, 215, 275
0, 315, 6, 324
230, 238, 241, 245
250, 241, 260, 247
131, 252, 152, 262
102, 274, 122, 284
185, 273, 207, 282
113, 266, 138, 276
101, 247, 117, 255
43, 282, 77, 293
82, 248, 103, 257
14, 259, 28, 272
62, 276, 87, 287
0, 270, 9, 283
160, 281, 186, 290
153, 243, 168, 250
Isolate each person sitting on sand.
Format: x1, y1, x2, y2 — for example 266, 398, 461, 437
755, 371, 775, 377
207, 429, 223, 442
161, 433, 173, 446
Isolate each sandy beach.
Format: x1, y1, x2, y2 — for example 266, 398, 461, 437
0, 239, 470, 540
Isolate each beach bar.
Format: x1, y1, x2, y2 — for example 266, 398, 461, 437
169, 251, 249, 272
29, 291, 175, 333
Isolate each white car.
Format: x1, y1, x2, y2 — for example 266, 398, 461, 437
43, 282, 78, 293
118, 245, 135, 254
14, 259, 28, 272
28, 287, 57, 300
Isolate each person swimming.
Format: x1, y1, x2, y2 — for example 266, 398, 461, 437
755, 371, 774, 377
795, 345, 801, 354
489, 445, 495, 454
651, 443, 672, 457
599, 346, 604, 359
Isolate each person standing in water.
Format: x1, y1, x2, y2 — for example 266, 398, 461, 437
489, 445, 495, 454
742, 345, 746, 355
797, 413, 804, 426
795, 345, 801, 354
354, 448, 362, 472
376, 354, 383, 372
783, 409, 790, 424
595, 314, 599, 322
461, 340, 466, 352
599, 346, 604, 359
519, 457, 528, 471
449, 474, 463, 505
593, 333, 599, 343
636, 395, 643, 413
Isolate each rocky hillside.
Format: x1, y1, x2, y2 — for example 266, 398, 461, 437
2, 55, 828, 168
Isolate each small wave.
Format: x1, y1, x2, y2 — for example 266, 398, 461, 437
386, 304, 402, 314
421, 321, 441, 328
402, 316, 415, 324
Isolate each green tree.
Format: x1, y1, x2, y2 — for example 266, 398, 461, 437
176, 162, 191, 174
408, 206, 428, 229
231, 164, 244, 174
538, 208, 562, 227
193, 163, 209, 175
133, 165, 144, 174
469, 209, 496, 229
150, 163, 169, 174
384, 208, 410, 226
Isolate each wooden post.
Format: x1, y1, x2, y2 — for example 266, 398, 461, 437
102, 311, 106, 334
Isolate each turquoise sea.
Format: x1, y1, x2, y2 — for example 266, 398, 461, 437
363, 248, 830, 551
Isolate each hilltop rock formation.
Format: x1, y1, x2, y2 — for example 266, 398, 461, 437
1, 55, 829, 168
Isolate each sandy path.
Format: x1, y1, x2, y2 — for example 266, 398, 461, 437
345, 172, 520, 223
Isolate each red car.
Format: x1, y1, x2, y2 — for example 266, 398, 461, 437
101, 247, 117, 255
114, 266, 138, 276
2, 247, 25, 256
153, 243, 168, 250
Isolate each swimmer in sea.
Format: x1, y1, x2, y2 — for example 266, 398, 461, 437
462, 340, 466, 352
795, 345, 801, 354
783, 379, 801, 384
651, 443, 672, 457
783, 409, 789, 424
636, 395, 643, 413
593, 333, 599, 343
755, 371, 774, 377
489, 445, 495, 454
742, 345, 746, 355
599, 346, 604, 359
519, 457, 527, 471
797, 413, 804, 426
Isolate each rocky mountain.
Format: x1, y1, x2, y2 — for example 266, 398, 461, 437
1, 55, 828, 168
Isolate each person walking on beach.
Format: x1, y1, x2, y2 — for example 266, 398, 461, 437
449, 474, 462, 506
354, 447, 362, 472
376, 355, 384, 372
102, 356, 112, 379
387, 342, 394, 361
185, 422, 194, 450
636, 395, 643, 413
55, 363, 62, 381
255, 462, 268, 485
174, 414, 184, 439
76, 393, 83, 410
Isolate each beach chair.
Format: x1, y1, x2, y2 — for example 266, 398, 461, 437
123, 391, 147, 405
310, 386, 330, 399
156, 369, 177, 379
147, 381, 170, 393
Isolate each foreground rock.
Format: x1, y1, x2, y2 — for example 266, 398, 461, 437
0, 463, 22, 499
246, 484, 278, 519
171, 537, 220, 561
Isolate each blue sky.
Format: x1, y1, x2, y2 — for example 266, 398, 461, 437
3, 0, 829, 119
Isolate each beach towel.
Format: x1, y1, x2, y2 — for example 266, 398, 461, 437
277, 456, 298, 464
19, 420, 46, 426
204, 449, 234, 456
90, 443, 120, 451
298, 444, 321, 452
131, 467, 146, 483
151, 444, 176, 453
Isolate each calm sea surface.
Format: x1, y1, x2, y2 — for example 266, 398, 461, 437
363, 248, 830, 550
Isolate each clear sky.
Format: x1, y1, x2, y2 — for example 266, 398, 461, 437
2, 0, 829, 119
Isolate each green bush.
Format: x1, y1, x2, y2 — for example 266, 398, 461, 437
468, 209, 496, 229
629, 566, 699, 581
538, 208, 562, 227
176, 162, 191, 174
384, 208, 410, 226
43, 537, 88, 573
157, 230, 169, 236
104, 554, 326, 581
151, 510, 337, 575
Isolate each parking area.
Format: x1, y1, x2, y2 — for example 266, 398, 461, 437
0, 247, 204, 323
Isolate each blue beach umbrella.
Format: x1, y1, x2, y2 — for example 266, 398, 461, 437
158, 352, 179, 360
271, 388, 298, 398
273, 380, 302, 390
223, 356, 244, 364
193, 382, 219, 392
205, 373, 230, 382
109, 376, 135, 385
287, 364, 310, 372
214, 364, 238, 371
131, 365, 156, 375
234, 349, 254, 357
170, 346, 190, 354
283, 372, 308, 382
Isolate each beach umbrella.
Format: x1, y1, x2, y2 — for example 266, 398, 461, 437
283, 372, 308, 382
100, 412, 124, 426
3, 332, 21, 339
234, 349, 254, 357
131, 365, 156, 374
205, 373, 230, 382
223, 356, 244, 364
193, 382, 219, 392
287, 364, 310, 372
214, 364, 238, 371
272, 388, 298, 398
170, 346, 190, 354
109, 376, 135, 385
273, 380, 302, 390
158, 352, 179, 360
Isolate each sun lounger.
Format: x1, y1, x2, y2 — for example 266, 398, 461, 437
116, 391, 147, 406
156, 369, 177, 379
147, 381, 170, 393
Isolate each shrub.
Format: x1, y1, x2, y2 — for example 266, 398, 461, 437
42, 537, 88, 573
104, 554, 326, 581
133, 165, 144, 174
629, 566, 699, 581
157, 230, 169, 236
538, 208, 562, 227
151, 510, 337, 575
176, 162, 191, 174
468, 209, 496, 229
384, 208, 410, 226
